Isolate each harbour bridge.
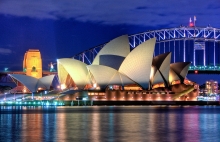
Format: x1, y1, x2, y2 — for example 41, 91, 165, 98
73, 26, 220, 74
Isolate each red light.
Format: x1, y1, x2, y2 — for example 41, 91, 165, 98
195, 70, 198, 74
189, 22, 194, 27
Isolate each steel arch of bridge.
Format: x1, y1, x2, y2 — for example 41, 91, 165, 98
73, 27, 220, 70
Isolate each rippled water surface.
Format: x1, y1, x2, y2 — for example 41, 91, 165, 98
0, 106, 220, 142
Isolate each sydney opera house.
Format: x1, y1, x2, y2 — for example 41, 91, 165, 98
56, 35, 198, 101
5, 35, 198, 102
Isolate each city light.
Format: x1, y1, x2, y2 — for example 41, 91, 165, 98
4, 68, 8, 71
61, 84, 66, 90
189, 65, 220, 71
93, 83, 97, 88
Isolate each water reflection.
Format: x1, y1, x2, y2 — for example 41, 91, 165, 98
0, 106, 220, 141
22, 113, 42, 141
90, 110, 101, 141
0, 110, 22, 141
56, 112, 66, 141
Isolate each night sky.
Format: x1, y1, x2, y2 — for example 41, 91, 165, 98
0, 0, 220, 84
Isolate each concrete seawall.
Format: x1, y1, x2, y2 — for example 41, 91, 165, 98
0, 101, 219, 106
70, 101, 220, 106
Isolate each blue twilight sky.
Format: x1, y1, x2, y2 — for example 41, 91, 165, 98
0, 0, 220, 84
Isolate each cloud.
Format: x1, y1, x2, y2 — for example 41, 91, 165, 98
0, 0, 219, 27
0, 48, 12, 55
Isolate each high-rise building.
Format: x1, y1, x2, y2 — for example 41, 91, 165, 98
23, 49, 42, 79
205, 80, 218, 95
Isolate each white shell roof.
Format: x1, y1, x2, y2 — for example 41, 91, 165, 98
38, 75, 55, 90
108, 72, 135, 86
152, 71, 164, 85
119, 38, 156, 90
55, 35, 191, 90
87, 65, 134, 89
180, 64, 190, 78
57, 58, 90, 89
92, 35, 130, 65
151, 53, 171, 86
169, 62, 191, 83
99, 55, 125, 70
57, 62, 69, 85
9, 74, 54, 93
169, 68, 180, 84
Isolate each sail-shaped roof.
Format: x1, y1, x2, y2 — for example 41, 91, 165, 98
9, 74, 55, 93
99, 55, 125, 70
119, 38, 156, 89
87, 65, 134, 89
151, 53, 171, 87
92, 35, 130, 65
57, 58, 90, 89
55, 35, 191, 91
169, 62, 191, 83
38, 75, 55, 90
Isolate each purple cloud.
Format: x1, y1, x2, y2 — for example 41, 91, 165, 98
0, 0, 219, 27
0, 48, 12, 55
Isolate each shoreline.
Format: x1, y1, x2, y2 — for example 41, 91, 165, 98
0, 100, 219, 106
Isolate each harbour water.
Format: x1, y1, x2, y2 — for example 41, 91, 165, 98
0, 106, 220, 142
